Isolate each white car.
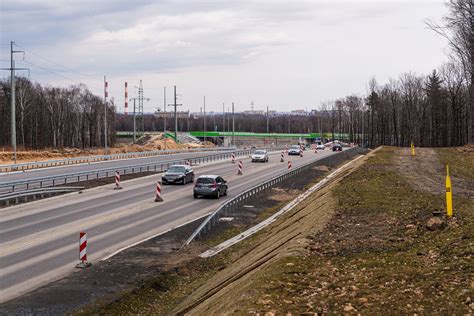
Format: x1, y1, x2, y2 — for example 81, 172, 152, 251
316, 143, 325, 150
251, 150, 269, 162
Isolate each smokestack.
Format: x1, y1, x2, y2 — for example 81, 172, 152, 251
124, 82, 128, 115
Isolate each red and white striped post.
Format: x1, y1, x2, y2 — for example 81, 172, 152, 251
124, 82, 128, 115
280, 151, 284, 162
299, 148, 303, 157
155, 181, 163, 202
288, 160, 292, 170
185, 159, 191, 166
76, 232, 91, 268
237, 160, 243, 175
285, 146, 288, 154
114, 171, 122, 190
231, 152, 236, 164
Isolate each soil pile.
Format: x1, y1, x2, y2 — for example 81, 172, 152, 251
0, 133, 214, 164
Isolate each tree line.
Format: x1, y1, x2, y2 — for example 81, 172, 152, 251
0, 78, 115, 150
1, 1, 471, 150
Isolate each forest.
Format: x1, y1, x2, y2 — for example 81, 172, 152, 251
1, 0, 472, 149
0, 79, 115, 150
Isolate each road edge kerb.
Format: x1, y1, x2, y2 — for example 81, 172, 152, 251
199, 147, 381, 258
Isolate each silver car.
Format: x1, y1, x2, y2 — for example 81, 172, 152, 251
251, 150, 269, 162
288, 145, 301, 155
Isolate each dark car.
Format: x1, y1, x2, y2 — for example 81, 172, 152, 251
332, 143, 342, 152
162, 165, 194, 185
193, 175, 228, 199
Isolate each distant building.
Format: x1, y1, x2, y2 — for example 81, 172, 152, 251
243, 110, 265, 115
291, 109, 308, 116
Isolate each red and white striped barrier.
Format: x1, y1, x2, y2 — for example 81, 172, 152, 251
285, 146, 288, 154
155, 181, 163, 202
280, 151, 284, 162
299, 149, 303, 157
231, 152, 236, 164
76, 232, 91, 268
114, 171, 122, 190
185, 160, 191, 166
288, 160, 292, 170
237, 160, 243, 175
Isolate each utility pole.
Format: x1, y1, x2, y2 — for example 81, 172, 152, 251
163, 86, 166, 133
232, 102, 235, 147
130, 81, 149, 143
222, 102, 225, 135
131, 98, 137, 143
266, 105, 269, 133
203, 96, 206, 144
104, 75, 108, 149
169, 85, 182, 142
1, 41, 28, 164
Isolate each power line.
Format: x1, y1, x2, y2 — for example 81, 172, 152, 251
14, 43, 99, 79
22, 59, 79, 83
2, 43, 124, 101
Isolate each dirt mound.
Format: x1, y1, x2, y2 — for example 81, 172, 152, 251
0, 134, 212, 164
394, 146, 474, 197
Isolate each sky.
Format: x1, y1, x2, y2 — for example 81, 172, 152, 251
0, 0, 449, 114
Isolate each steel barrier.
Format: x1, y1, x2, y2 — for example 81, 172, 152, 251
0, 147, 283, 195
182, 147, 363, 247
0, 186, 85, 207
0, 147, 236, 173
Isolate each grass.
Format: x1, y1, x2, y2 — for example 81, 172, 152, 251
437, 146, 474, 180
230, 146, 474, 314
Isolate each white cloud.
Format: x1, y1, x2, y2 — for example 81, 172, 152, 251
0, 0, 448, 112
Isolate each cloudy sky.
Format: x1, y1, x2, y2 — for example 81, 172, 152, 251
0, 0, 448, 113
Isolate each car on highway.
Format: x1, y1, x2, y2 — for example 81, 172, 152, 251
193, 175, 228, 199
251, 150, 269, 162
288, 145, 301, 155
332, 143, 342, 152
316, 142, 325, 150
162, 165, 194, 185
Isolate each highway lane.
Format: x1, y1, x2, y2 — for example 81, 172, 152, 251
0, 148, 341, 303
0, 149, 238, 183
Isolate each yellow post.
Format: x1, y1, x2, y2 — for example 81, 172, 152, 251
411, 141, 415, 156
446, 164, 453, 217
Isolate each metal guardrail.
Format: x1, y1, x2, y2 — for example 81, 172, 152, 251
182, 147, 362, 247
0, 147, 235, 173
0, 148, 282, 195
0, 186, 85, 207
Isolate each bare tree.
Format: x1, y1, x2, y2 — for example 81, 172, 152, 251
427, 0, 474, 143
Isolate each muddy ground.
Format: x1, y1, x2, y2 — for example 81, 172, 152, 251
0, 149, 360, 315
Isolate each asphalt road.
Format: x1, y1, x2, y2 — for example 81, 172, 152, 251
0, 149, 239, 183
0, 148, 342, 303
